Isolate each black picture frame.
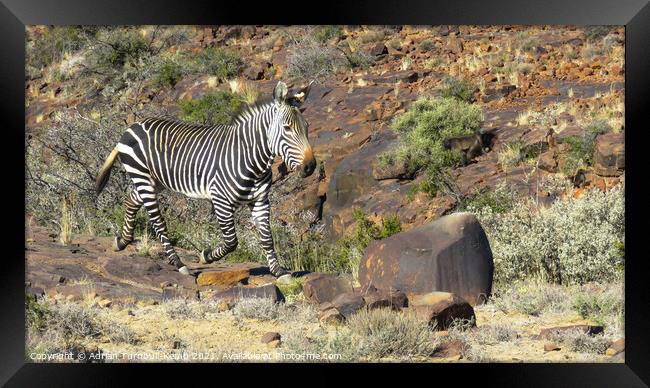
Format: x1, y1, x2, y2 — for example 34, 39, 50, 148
2, 0, 649, 386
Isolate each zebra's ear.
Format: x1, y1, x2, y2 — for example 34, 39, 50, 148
274, 81, 288, 102
290, 80, 314, 106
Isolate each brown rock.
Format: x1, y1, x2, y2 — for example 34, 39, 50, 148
362, 285, 408, 310
372, 159, 412, 180
208, 283, 285, 304
593, 132, 624, 177
544, 342, 561, 351
261, 332, 281, 344
197, 269, 250, 287
432, 339, 464, 358
409, 292, 476, 330
98, 299, 112, 308
368, 42, 388, 57
162, 287, 199, 301
607, 338, 625, 355
538, 149, 558, 173
319, 308, 345, 325
302, 273, 353, 304
359, 212, 494, 306
538, 324, 604, 339
331, 292, 366, 318
267, 339, 281, 348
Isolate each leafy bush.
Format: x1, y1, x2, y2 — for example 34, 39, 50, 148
439, 76, 477, 103
178, 91, 243, 126
26, 294, 50, 332
572, 287, 623, 326
584, 26, 616, 42
461, 183, 519, 214
470, 185, 625, 285
193, 47, 243, 79
154, 59, 185, 88
312, 25, 344, 43
388, 97, 482, 195
417, 39, 435, 51
560, 120, 611, 175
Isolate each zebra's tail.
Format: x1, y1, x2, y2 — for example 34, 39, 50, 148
96, 146, 119, 194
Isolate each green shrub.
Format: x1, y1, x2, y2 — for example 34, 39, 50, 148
90, 28, 152, 71
560, 120, 611, 175
439, 76, 476, 103
178, 91, 243, 126
154, 59, 185, 88
312, 25, 344, 43
193, 47, 243, 79
470, 185, 625, 285
572, 288, 623, 326
461, 184, 518, 214
389, 97, 482, 195
26, 294, 50, 332
417, 39, 435, 51
585, 26, 615, 42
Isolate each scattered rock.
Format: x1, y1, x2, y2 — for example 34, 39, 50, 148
319, 308, 345, 325
606, 338, 625, 356
261, 332, 281, 344
432, 339, 464, 358
98, 299, 112, 308
538, 149, 558, 172
593, 132, 624, 177
208, 284, 285, 304
537, 324, 604, 339
409, 292, 476, 330
196, 269, 250, 287
302, 273, 353, 304
359, 212, 494, 305
544, 342, 561, 352
361, 285, 408, 310
162, 287, 199, 301
367, 42, 388, 57
331, 292, 366, 318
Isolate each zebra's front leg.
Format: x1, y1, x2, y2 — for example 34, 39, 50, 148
249, 199, 289, 278
199, 201, 238, 264
139, 189, 190, 275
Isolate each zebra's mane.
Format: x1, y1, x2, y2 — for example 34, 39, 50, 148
228, 97, 274, 125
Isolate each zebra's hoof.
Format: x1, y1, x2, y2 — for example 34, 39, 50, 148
178, 266, 191, 276
112, 237, 127, 252
277, 273, 293, 284
199, 249, 213, 264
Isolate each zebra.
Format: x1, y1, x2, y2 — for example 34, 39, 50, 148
95, 81, 316, 277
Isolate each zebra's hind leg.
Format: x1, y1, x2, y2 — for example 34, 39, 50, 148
138, 187, 190, 275
113, 189, 143, 252
249, 199, 289, 278
201, 198, 238, 264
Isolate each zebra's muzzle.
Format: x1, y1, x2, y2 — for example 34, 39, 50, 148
300, 157, 317, 177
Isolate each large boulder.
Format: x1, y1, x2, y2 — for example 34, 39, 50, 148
593, 132, 624, 177
359, 212, 494, 305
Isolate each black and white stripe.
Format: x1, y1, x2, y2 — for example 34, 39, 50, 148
97, 81, 316, 277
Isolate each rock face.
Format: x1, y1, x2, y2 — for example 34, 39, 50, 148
208, 284, 285, 304
409, 291, 476, 330
593, 132, 624, 177
196, 269, 250, 287
302, 273, 353, 304
359, 212, 494, 305
331, 292, 366, 318
361, 285, 408, 310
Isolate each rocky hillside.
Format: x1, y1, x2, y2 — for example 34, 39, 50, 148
25, 25, 625, 240
25, 25, 626, 363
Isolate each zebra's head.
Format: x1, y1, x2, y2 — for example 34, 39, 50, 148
269, 81, 317, 178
